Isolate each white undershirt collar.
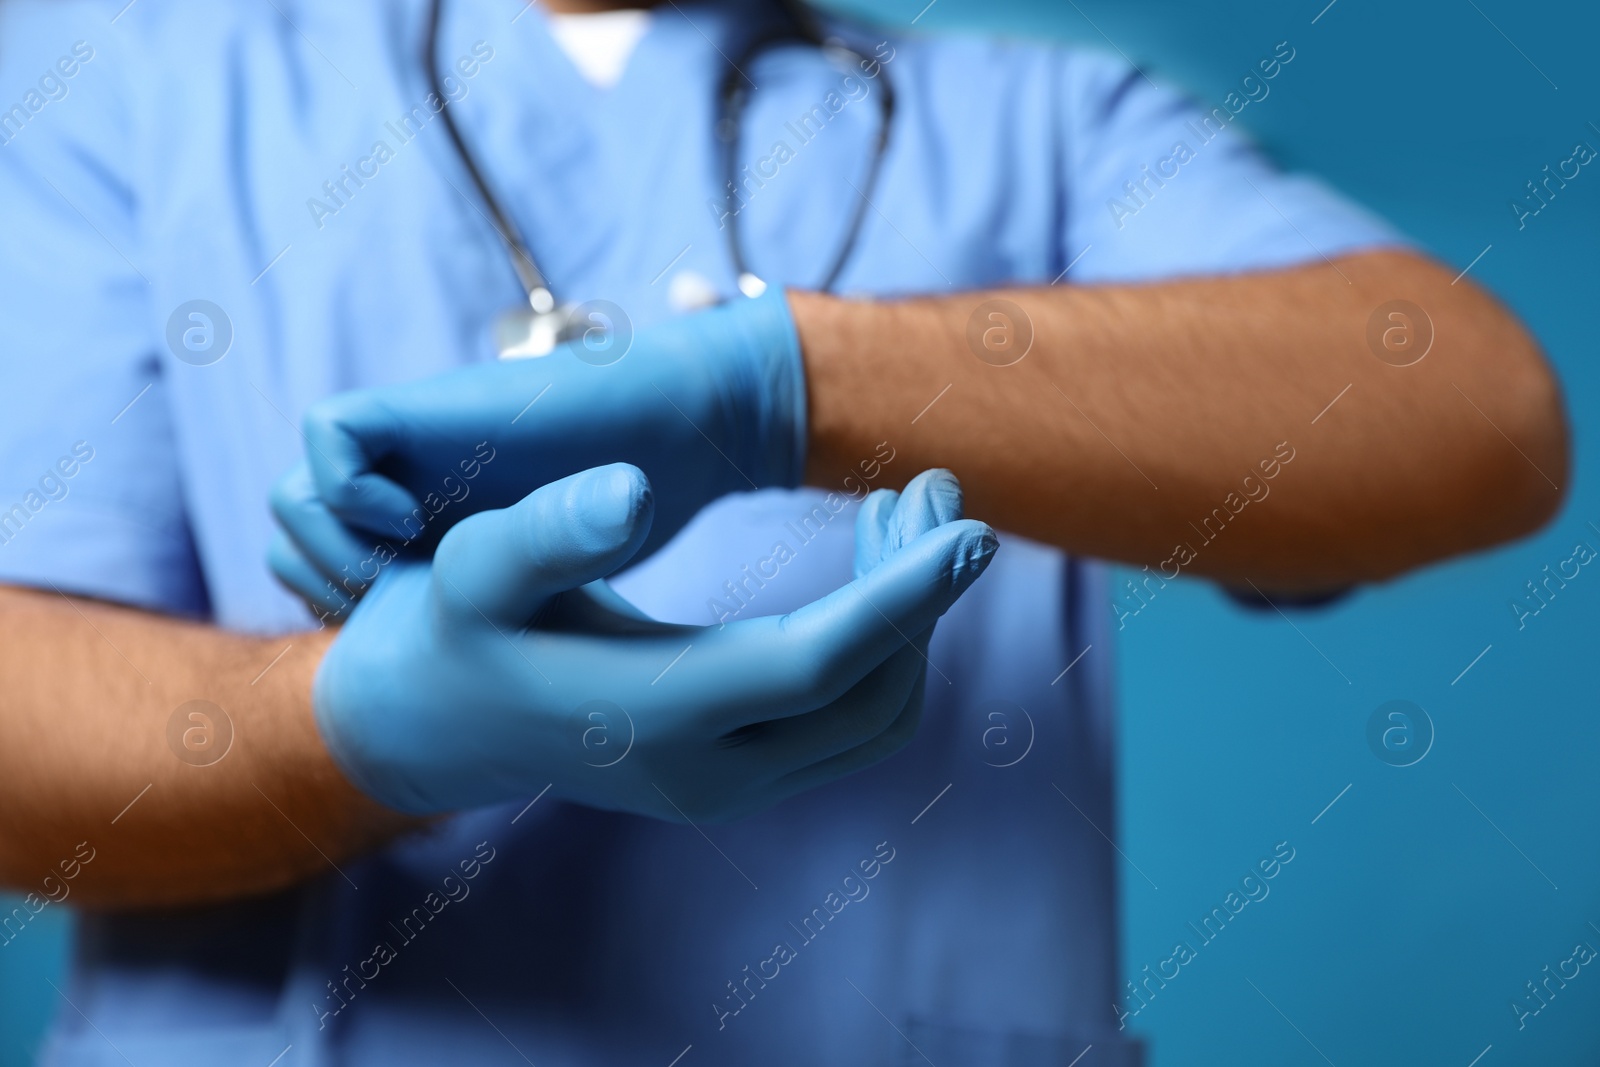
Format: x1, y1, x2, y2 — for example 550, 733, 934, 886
545, 8, 652, 89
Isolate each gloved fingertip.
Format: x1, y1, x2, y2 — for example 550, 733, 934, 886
916, 468, 964, 521
436, 463, 656, 624
951, 523, 999, 594
887, 468, 965, 552
571, 463, 654, 549
330, 474, 428, 534
860, 487, 899, 532
267, 529, 356, 619
853, 487, 899, 577
265, 529, 297, 583
267, 461, 314, 523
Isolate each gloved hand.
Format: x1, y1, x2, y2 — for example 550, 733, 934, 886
273, 289, 805, 614
297, 466, 995, 818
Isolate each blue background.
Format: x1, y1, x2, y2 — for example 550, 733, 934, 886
3, 0, 1595, 1063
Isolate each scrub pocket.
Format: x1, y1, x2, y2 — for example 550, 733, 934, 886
893, 1017, 1144, 1067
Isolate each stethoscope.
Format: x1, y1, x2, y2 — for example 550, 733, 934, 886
425, 0, 894, 358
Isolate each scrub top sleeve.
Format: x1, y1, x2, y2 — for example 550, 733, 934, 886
1058, 50, 1408, 283
0, 6, 208, 617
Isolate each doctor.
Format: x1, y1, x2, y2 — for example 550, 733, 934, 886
0, 0, 1564, 1064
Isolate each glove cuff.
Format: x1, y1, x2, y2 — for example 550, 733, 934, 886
721, 287, 808, 490
312, 657, 437, 815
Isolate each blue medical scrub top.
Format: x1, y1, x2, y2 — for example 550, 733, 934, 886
0, 1, 1398, 1064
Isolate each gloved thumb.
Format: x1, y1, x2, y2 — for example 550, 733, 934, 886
432, 464, 653, 628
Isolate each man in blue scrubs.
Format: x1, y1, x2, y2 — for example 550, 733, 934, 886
0, 0, 1566, 1064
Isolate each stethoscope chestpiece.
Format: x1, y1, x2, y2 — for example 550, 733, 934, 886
495, 287, 587, 359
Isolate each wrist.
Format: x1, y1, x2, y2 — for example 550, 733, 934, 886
270, 625, 427, 845
302, 624, 431, 821
706, 288, 808, 490
786, 288, 862, 489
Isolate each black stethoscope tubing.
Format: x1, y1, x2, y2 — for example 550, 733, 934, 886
715, 2, 895, 295
424, 0, 894, 309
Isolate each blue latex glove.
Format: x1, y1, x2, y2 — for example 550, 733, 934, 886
274, 289, 805, 614
299, 466, 994, 818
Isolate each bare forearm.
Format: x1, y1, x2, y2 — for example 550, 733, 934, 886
0, 586, 418, 909
794, 250, 1568, 589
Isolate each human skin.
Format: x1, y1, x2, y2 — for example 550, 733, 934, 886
0, 593, 417, 909
0, 2, 1567, 908
0, 247, 1564, 909
795, 250, 1565, 592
